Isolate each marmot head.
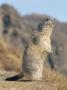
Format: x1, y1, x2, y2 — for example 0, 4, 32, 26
34, 17, 56, 35
43, 18, 56, 29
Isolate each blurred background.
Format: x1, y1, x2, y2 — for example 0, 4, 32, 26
0, 0, 67, 22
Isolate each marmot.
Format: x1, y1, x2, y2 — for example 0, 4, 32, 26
6, 18, 56, 81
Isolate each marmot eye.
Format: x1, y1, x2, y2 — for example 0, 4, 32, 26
45, 18, 49, 21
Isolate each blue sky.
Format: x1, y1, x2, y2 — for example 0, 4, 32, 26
0, 0, 67, 22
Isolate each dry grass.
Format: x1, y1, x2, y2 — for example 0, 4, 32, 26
43, 68, 67, 90
0, 69, 66, 90
0, 38, 22, 71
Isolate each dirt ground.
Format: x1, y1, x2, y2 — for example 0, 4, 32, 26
0, 70, 66, 90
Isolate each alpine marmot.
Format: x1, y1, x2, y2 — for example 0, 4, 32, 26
6, 18, 56, 81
